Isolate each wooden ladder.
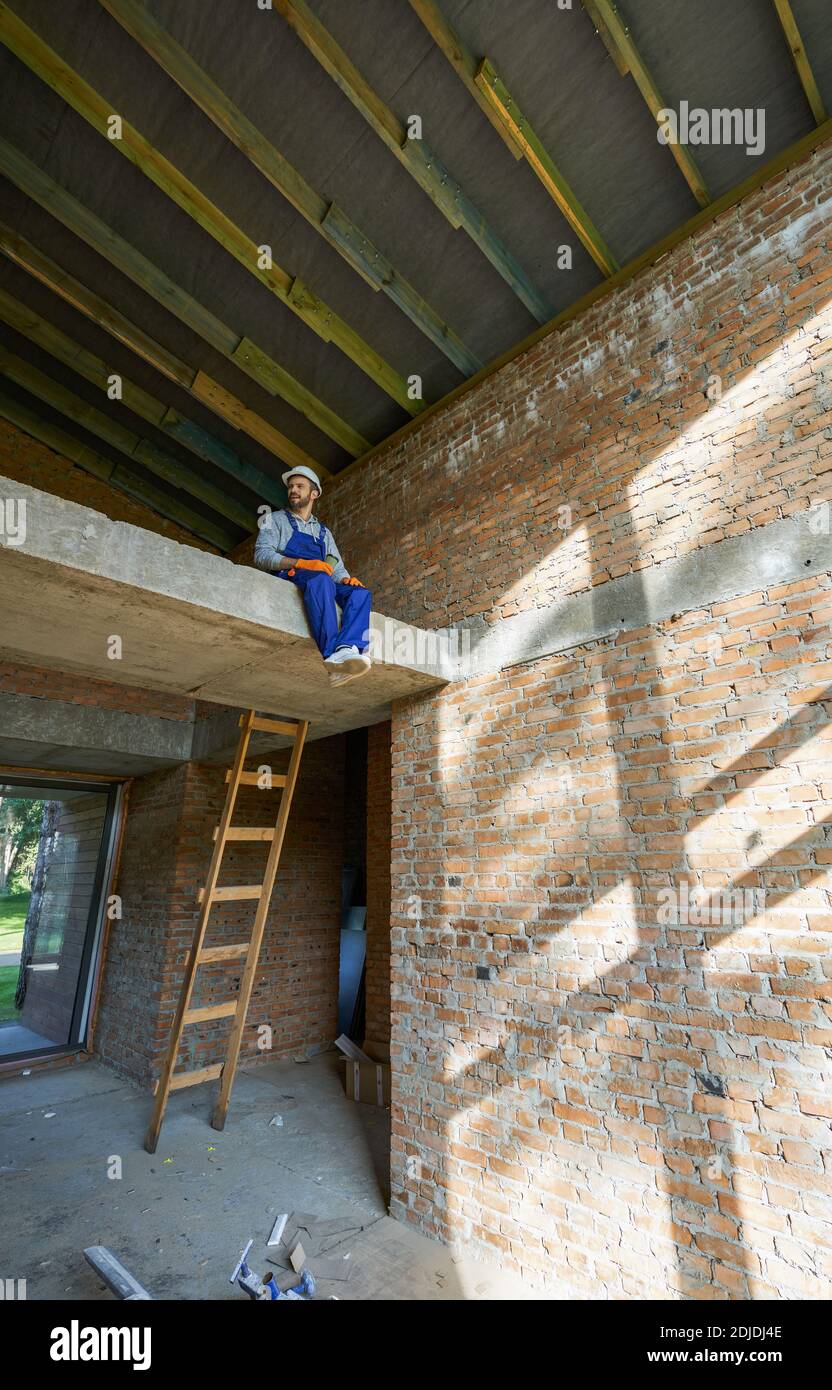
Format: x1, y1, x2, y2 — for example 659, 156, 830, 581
144, 709, 308, 1152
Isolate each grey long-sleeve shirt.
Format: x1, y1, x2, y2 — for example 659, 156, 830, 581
253, 508, 350, 583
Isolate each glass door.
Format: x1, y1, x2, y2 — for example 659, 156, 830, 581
0, 777, 119, 1060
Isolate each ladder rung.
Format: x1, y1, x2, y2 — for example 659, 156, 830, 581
226, 771, 288, 787
169, 1063, 223, 1091
199, 944, 250, 962
214, 826, 275, 842
245, 715, 299, 737
197, 885, 263, 904
184, 1002, 238, 1024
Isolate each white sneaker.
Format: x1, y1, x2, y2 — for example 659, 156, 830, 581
325, 645, 371, 686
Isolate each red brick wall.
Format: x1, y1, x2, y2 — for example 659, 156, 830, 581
388, 574, 832, 1297
0, 659, 194, 722
315, 138, 832, 1296
94, 737, 345, 1087
93, 764, 186, 1080
366, 721, 392, 1045
0, 420, 218, 552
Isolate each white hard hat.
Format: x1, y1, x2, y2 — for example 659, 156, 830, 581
282, 465, 322, 495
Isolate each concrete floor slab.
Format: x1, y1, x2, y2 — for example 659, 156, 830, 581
0, 478, 449, 741
0, 1053, 536, 1300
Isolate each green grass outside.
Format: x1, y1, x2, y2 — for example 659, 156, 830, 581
0, 892, 29, 1023
0, 891, 29, 952
0, 964, 18, 1022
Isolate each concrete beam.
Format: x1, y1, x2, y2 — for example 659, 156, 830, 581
0, 691, 194, 775
462, 507, 832, 673
0, 477, 449, 743
0, 689, 334, 775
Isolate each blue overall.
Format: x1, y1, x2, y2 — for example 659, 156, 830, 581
276, 510, 372, 660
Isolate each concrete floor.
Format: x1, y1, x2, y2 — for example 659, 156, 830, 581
0, 1050, 534, 1300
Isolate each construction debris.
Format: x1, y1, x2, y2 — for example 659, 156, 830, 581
265, 1209, 366, 1288
309, 1255, 353, 1282
268, 1214, 288, 1247
83, 1246, 153, 1300
333, 1033, 370, 1063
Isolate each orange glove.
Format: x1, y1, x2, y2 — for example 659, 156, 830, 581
343, 576, 365, 587
290, 558, 333, 576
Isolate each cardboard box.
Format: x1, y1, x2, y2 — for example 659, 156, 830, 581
345, 1058, 390, 1107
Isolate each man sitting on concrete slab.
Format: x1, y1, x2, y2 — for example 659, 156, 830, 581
254, 466, 372, 687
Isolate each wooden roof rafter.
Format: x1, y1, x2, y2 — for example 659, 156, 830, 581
0, 343, 251, 546
0, 138, 358, 480
0, 217, 310, 501
97, 0, 482, 380
0, 135, 364, 460
772, 0, 827, 125
272, 0, 553, 324
0, 2, 425, 419
407, 0, 619, 276
580, 0, 711, 208
581, 0, 630, 76
0, 287, 259, 533
0, 386, 233, 551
